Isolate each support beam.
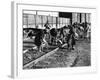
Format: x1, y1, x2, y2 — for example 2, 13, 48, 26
26, 14, 28, 28
56, 17, 58, 28
35, 11, 38, 28
85, 13, 87, 23
80, 13, 82, 23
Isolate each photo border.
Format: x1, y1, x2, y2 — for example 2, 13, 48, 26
11, 2, 97, 78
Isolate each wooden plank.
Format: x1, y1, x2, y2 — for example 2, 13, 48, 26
23, 46, 37, 54
23, 44, 67, 69
23, 48, 59, 69
23, 43, 35, 47
23, 49, 29, 54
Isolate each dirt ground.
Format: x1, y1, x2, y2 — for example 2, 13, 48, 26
29, 39, 91, 69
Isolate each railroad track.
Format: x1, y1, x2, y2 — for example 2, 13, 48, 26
23, 43, 68, 69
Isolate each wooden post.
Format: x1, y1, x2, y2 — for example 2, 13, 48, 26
41, 15, 43, 28
56, 17, 58, 28
70, 18, 72, 25
70, 13, 72, 25
35, 14, 36, 28
26, 14, 28, 28
85, 13, 86, 23
80, 13, 81, 23
52, 16, 53, 26
47, 16, 48, 24
35, 11, 38, 28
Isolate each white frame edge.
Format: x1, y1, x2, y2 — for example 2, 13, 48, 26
11, 1, 97, 78
11, 1, 18, 78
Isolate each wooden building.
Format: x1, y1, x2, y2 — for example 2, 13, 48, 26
23, 11, 91, 29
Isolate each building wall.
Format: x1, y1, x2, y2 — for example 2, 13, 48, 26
23, 11, 91, 28
72, 13, 91, 24
23, 13, 70, 28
